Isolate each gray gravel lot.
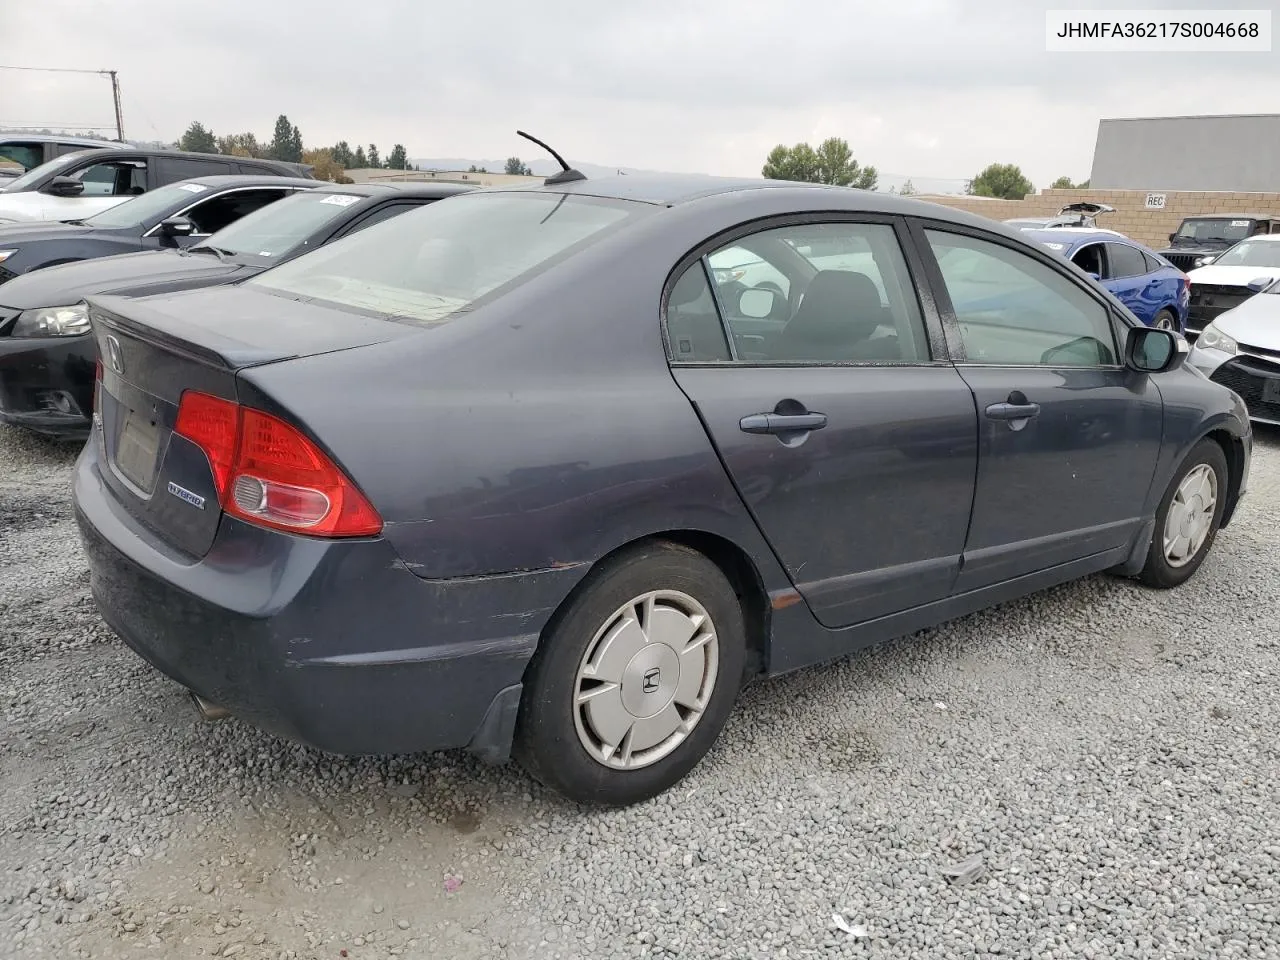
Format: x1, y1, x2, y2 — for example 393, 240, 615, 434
3, 422, 1280, 960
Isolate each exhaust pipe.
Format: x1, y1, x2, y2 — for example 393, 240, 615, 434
189, 690, 230, 721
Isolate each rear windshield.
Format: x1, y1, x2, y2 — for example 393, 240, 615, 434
247, 191, 644, 325
84, 181, 211, 228
1175, 218, 1255, 243
195, 190, 371, 260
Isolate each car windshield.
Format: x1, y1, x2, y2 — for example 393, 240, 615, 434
1210, 240, 1280, 269
193, 190, 369, 259
1175, 218, 1255, 244
83, 181, 212, 228
0, 151, 81, 193
248, 192, 645, 325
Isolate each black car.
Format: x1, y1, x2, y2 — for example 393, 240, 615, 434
0, 174, 320, 281
0, 147, 313, 225
0, 182, 471, 436
1157, 214, 1280, 272
70, 171, 1251, 807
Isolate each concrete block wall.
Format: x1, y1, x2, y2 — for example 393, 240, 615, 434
916, 189, 1280, 251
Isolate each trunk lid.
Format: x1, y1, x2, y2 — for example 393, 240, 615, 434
87, 286, 415, 558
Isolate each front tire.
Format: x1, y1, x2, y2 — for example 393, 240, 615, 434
1137, 439, 1228, 588
514, 541, 746, 806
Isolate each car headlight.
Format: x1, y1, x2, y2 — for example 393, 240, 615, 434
0, 249, 16, 264
1198, 323, 1238, 356
12, 304, 91, 338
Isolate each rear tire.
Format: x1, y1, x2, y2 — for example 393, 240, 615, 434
1137, 439, 1228, 588
514, 541, 746, 806
1153, 309, 1178, 333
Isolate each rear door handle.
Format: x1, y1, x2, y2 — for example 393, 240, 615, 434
984, 401, 1040, 421
739, 412, 828, 434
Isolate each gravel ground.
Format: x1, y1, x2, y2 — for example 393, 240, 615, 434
3, 421, 1280, 960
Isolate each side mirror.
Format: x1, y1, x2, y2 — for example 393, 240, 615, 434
738, 287, 781, 319
43, 175, 85, 198
1126, 326, 1186, 374
1246, 276, 1273, 293
158, 216, 196, 238
1168, 233, 1176, 243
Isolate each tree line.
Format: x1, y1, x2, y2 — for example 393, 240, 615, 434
176, 115, 412, 183
759, 138, 1088, 200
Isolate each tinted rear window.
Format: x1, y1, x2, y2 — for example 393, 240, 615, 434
247, 192, 645, 326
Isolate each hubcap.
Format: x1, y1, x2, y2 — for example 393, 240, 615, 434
1163, 463, 1218, 567
1155, 314, 1175, 331
573, 590, 719, 770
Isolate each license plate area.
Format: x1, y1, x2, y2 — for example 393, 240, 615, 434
114, 406, 163, 494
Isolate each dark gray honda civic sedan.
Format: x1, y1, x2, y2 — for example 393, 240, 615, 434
73, 173, 1252, 806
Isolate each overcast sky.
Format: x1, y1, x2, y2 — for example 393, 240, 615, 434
4, 0, 1278, 190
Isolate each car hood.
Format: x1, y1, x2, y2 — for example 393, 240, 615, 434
0, 250, 257, 310
0, 220, 97, 243
1214, 293, 1280, 348
1187, 264, 1280, 287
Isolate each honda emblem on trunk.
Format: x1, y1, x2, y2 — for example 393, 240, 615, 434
104, 335, 124, 375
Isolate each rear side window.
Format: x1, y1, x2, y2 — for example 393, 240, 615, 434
157, 157, 234, 182
926, 229, 1117, 367
1106, 242, 1148, 279
248, 192, 644, 326
1142, 251, 1164, 273
666, 262, 731, 362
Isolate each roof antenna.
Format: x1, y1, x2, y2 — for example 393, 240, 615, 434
516, 130, 587, 185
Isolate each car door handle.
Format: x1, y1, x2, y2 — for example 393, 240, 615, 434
739, 412, 828, 434
984, 401, 1041, 421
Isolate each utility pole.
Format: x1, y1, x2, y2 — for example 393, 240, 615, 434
107, 70, 124, 141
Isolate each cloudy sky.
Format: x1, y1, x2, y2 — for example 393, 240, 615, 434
4, 0, 1277, 191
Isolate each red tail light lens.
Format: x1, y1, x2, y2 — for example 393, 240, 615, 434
174, 391, 382, 538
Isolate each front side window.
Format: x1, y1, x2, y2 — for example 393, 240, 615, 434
248, 192, 646, 325
669, 221, 928, 365
184, 188, 293, 235
74, 160, 145, 196
926, 229, 1117, 367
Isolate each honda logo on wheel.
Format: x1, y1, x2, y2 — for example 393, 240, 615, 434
642, 667, 661, 693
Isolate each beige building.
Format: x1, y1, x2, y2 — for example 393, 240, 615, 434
343, 167, 543, 188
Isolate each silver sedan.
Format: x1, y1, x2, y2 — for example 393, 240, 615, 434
1188, 276, 1280, 426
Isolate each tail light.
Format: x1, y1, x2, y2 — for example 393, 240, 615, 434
174, 391, 382, 537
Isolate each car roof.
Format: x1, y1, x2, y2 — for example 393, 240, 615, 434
313, 182, 475, 199
0, 134, 132, 147
1182, 212, 1280, 221
484, 173, 1013, 229
170, 175, 325, 189
53, 147, 297, 166
1023, 228, 1153, 252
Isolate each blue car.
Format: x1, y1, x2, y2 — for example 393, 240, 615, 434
1022, 228, 1189, 332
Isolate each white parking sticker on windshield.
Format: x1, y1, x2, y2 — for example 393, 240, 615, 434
1231, 220, 1250, 227
318, 195, 360, 206
177, 183, 207, 193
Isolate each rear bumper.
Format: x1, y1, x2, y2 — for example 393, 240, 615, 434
73, 442, 583, 759
0, 331, 94, 437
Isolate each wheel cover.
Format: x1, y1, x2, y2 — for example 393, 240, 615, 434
1155, 313, 1175, 331
573, 590, 719, 770
1163, 463, 1218, 567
